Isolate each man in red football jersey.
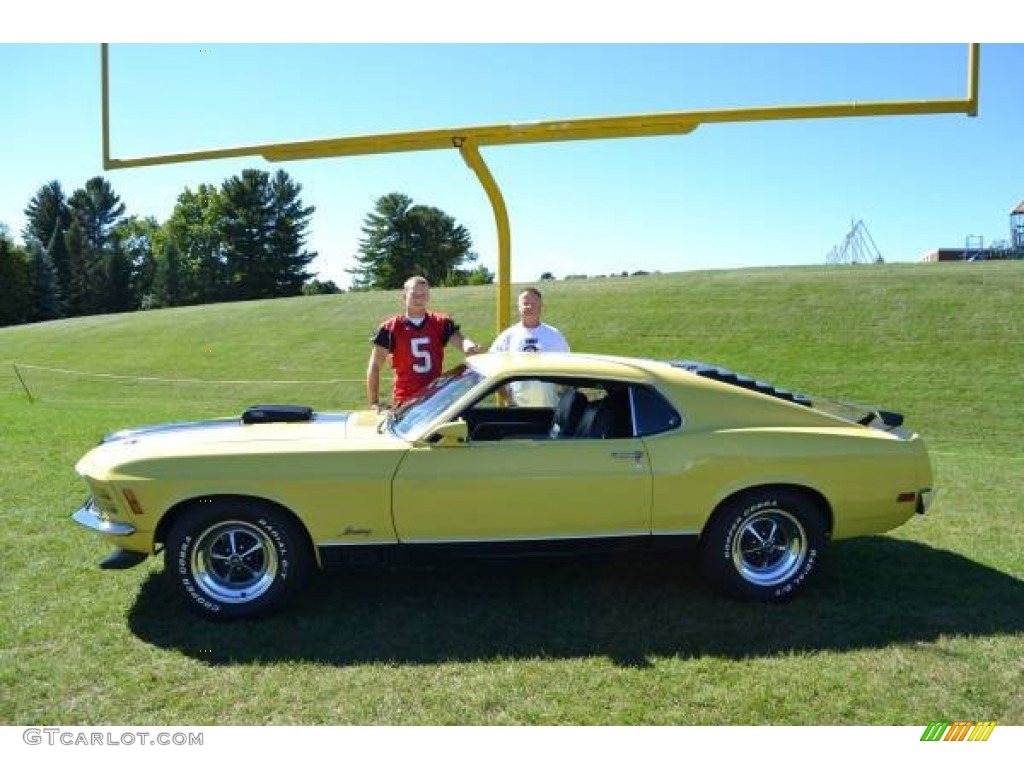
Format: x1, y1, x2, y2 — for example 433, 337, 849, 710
366, 276, 481, 409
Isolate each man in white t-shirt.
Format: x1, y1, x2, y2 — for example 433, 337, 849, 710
489, 287, 570, 406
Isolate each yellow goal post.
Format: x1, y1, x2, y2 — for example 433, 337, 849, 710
100, 44, 980, 333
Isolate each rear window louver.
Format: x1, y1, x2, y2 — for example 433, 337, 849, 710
669, 360, 812, 407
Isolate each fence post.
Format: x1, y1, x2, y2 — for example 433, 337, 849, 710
12, 364, 34, 403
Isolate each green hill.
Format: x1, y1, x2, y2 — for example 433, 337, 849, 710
3, 260, 1021, 452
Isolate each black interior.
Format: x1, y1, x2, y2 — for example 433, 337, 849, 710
461, 385, 632, 442
464, 407, 554, 442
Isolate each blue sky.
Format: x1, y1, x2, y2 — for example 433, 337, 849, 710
2, 11, 1021, 288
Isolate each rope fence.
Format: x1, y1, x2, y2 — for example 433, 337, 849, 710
9, 363, 377, 411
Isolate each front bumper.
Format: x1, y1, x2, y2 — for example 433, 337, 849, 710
71, 498, 137, 536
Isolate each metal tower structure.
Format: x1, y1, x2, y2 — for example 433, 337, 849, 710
826, 219, 884, 265
1011, 200, 1024, 252
964, 234, 986, 261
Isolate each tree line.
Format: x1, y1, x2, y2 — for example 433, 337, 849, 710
1, 174, 488, 329
0, 169, 320, 327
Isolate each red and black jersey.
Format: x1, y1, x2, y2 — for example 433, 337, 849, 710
372, 312, 459, 404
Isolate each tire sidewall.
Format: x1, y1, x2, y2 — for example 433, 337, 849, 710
166, 501, 306, 620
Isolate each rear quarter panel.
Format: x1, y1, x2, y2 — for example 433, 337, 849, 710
644, 378, 932, 539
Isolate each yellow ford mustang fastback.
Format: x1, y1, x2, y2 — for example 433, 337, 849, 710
72, 353, 934, 620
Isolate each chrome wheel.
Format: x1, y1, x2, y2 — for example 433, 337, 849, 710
191, 520, 279, 604
167, 499, 310, 619
731, 509, 808, 587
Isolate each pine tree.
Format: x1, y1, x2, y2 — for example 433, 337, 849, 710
268, 169, 316, 296
66, 177, 126, 315
24, 181, 73, 308
349, 192, 415, 290
103, 245, 135, 313
23, 180, 70, 248
0, 234, 32, 326
219, 169, 273, 300
151, 239, 184, 308
69, 177, 126, 255
46, 221, 71, 312
218, 169, 316, 300
27, 241, 62, 321
65, 217, 97, 315
349, 192, 474, 290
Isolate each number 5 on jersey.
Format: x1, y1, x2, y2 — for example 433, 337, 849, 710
410, 337, 433, 374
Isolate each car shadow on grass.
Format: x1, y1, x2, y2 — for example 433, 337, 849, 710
127, 537, 1024, 668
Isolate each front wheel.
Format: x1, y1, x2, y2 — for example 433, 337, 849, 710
699, 489, 827, 602
165, 499, 310, 620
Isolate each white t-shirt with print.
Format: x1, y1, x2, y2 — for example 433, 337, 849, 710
489, 322, 570, 406
489, 322, 570, 354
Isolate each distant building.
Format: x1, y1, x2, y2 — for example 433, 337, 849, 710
920, 199, 1024, 261
1012, 199, 1024, 250
920, 248, 977, 262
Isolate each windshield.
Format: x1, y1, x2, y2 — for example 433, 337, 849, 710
391, 364, 485, 441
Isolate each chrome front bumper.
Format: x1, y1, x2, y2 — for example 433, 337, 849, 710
71, 498, 137, 536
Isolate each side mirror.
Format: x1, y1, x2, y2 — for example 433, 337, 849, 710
424, 419, 468, 447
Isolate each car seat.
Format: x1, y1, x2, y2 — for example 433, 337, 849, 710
575, 399, 615, 439
550, 389, 587, 438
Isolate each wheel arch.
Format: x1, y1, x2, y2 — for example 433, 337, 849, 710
701, 483, 834, 542
155, 494, 318, 568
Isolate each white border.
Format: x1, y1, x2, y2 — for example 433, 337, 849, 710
3, 726, 1022, 767
0, 2, 1014, 43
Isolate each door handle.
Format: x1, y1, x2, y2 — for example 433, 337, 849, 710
611, 451, 644, 460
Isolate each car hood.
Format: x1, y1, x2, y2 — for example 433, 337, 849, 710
102, 411, 357, 444
77, 409, 401, 475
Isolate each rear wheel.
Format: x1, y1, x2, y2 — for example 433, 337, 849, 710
700, 489, 826, 602
165, 499, 310, 620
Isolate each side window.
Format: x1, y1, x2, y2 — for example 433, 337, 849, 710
460, 379, 559, 442
501, 378, 564, 409
459, 378, 641, 441
630, 385, 682, 437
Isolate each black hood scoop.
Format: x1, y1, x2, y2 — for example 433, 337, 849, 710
241, 404, 314, 424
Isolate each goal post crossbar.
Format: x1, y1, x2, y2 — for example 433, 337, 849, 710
100, 44, 981, 332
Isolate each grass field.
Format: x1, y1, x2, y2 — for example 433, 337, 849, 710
1, 261, 1022, 725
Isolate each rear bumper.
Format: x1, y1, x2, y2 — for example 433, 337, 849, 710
71, 498, 136, 536
917, 487, 937, 515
